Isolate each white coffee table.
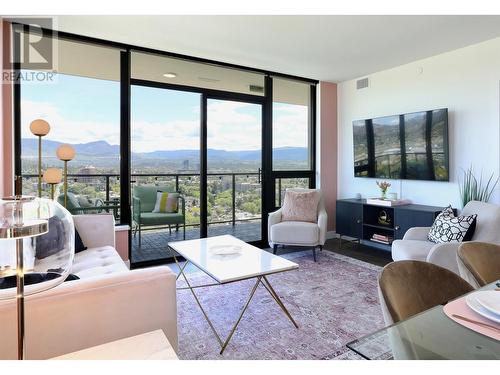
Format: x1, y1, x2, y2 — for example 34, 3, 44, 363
168, 235, 299, 354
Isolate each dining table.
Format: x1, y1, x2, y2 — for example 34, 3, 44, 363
346, 281, 500, 359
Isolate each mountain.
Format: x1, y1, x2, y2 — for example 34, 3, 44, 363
21, 138, 307, 161
22, 139, 120, 157
140, 147, 308, 161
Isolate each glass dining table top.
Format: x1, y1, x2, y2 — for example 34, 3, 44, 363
346, 281, 500, 359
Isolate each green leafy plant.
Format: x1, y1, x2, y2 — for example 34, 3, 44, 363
459, 166, 499, 208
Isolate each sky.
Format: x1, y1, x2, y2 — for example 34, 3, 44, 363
21, 73, 309, 153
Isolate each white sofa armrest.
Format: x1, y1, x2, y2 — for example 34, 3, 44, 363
318, 208, 328, 246
73, 214, 115, 248
403, 227, 432, 241
426, 242, 461, 274
0, 266, 177, 359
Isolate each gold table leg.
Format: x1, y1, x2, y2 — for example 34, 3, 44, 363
261, 276, 299, 328
219, 277, 261, 354
172, 248, 298, 354
173, 254, 223, 347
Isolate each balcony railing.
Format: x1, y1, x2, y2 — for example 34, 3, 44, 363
21, 172, 262, 227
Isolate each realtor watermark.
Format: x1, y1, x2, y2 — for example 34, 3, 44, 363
2, 16, 58, 84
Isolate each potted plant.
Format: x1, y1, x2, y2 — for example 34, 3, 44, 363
459, 166, 498, 208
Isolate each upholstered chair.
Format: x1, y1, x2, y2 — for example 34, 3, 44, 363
268, 188, 327, 262
391, 201, 500, 275
132, 185, 186, 247
457, 242, 500, 288
378, 260, 473, 325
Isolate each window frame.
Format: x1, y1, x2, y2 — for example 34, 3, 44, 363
11, 23, 318, 259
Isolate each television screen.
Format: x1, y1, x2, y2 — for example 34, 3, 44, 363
353, 108, 449, 181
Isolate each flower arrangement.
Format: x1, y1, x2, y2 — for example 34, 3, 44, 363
376, 181, 391, 199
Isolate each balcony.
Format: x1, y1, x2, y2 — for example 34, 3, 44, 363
21, 172, 264, 264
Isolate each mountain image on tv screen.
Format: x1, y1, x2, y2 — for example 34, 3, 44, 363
353, 108, 449, 181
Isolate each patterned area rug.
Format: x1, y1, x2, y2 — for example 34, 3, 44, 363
176, 250, 384, 360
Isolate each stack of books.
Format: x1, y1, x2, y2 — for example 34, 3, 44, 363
366, 198, 411, 207
370, 233, 393, 245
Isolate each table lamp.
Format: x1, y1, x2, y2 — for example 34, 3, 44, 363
43, 168, 63, 200
29, 120, 51, 198
0, 196, 75, 359
56, 144, 76, 207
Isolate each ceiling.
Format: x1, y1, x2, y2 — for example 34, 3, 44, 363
51, 15, 500, 82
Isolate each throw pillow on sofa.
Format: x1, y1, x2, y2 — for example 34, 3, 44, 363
35, 216, 67, 259
75, 228, 87, 253
152, 191, 179, 213
428, 205, 477, 244
281, 190, 320, 223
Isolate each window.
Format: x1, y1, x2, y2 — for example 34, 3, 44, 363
271, 77, 315, 209
13, 25, 317, 260
18, 34, 122, 220
275, 177, 310, 207
272, 78, 312, 170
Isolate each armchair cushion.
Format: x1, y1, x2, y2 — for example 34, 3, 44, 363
270, 221, 320, 246
139, 212, 184, 226
391, 239, 434, 262
281, 190, 320, 223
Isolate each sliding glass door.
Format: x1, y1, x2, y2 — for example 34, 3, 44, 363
130, 85, 202, 264
129, 83, 264, 265
206, 98, 262, 243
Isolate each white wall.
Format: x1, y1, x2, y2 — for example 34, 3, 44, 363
338, 37, 500, 208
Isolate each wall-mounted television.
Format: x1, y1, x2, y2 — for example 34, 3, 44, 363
353, 108, 449, 181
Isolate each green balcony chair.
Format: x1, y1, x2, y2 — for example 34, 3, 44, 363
57, 192, 120, 218
132, 185, 186, 247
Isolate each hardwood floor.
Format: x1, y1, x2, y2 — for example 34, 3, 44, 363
323, 237, 392, 267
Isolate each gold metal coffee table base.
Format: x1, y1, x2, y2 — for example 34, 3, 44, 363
173, 254, 299, 355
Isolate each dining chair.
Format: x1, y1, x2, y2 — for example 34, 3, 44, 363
457, 242, 500, 288
378, 260, 474, 325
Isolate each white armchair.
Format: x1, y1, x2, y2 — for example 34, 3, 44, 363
391, 201, 500, 274
268, 188, 327, 262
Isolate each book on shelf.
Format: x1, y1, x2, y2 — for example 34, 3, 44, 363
370, 238, 392, 245
366, 198, 411, 207
370, 234, 393, 244
372, 234, 390, 241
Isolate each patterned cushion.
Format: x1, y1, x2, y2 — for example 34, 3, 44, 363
428, 206, 477, 244
152, 191, 179, 213
281, 190, 320, 223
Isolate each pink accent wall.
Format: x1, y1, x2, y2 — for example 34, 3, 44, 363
115, 228, 130, 262
319, 82, 338, 231
1, 20, 13, 197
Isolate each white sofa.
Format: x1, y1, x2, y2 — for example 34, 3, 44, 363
0, 214, 178, 360
268, 188, 327, 262
391, 201, 500, 274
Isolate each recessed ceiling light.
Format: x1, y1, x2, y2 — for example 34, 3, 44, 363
163, 72, 177, 78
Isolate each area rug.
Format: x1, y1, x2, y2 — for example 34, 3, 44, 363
176, 250, 384, 360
